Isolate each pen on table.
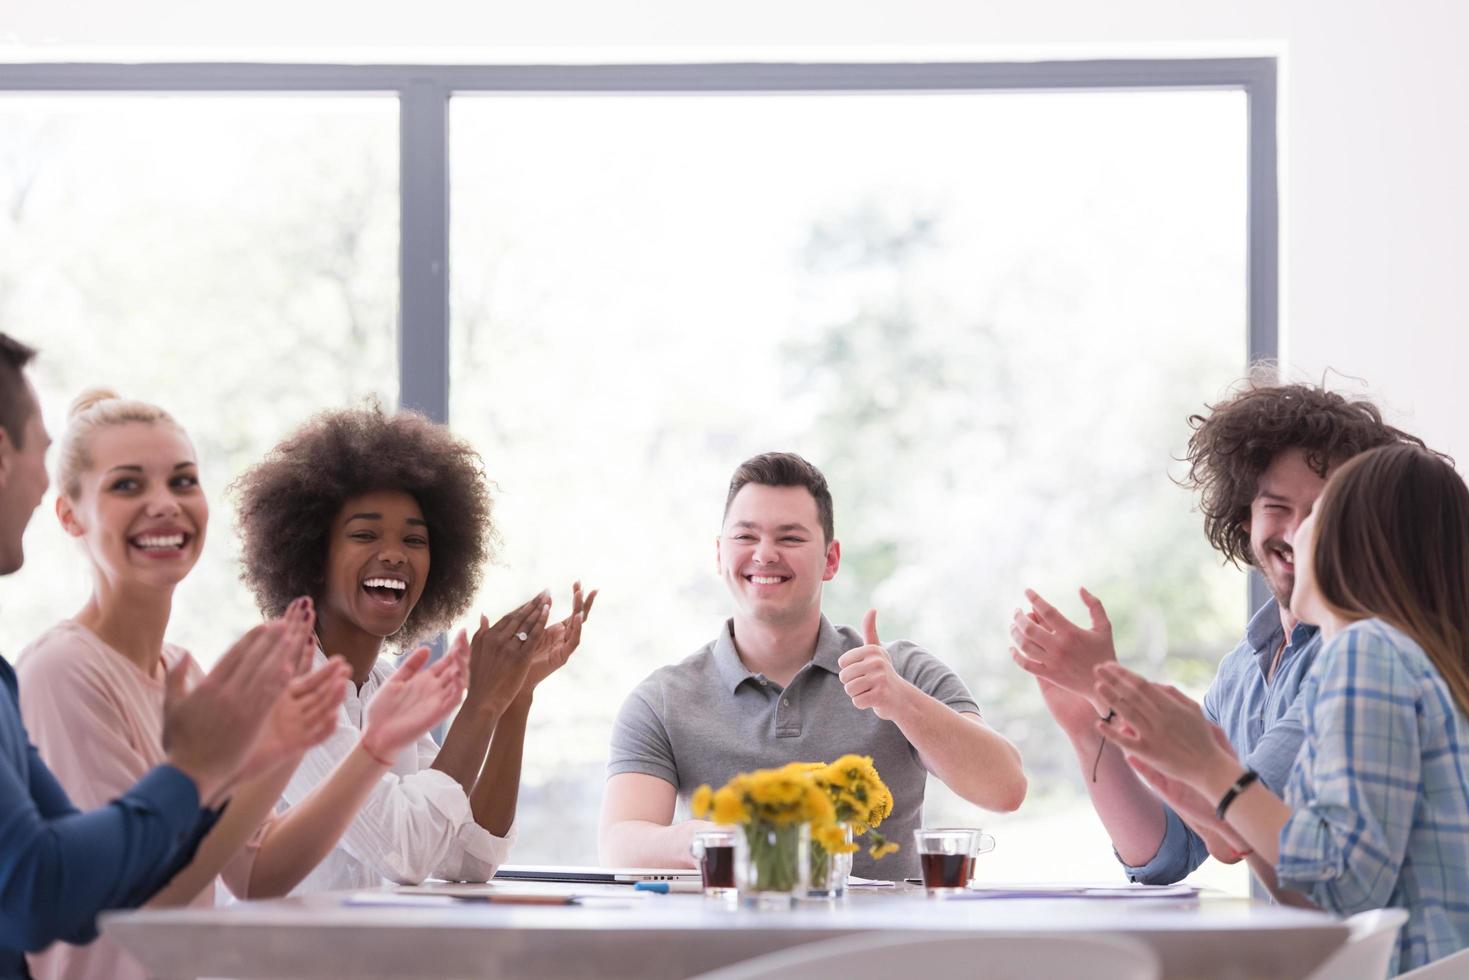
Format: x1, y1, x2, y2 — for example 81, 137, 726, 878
479, 894, 580, 905
347, 893, 578, 907
633, 880, 704, 894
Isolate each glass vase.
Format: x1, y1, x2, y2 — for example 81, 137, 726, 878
736, 820, 810, 909
804, 822, 853, 900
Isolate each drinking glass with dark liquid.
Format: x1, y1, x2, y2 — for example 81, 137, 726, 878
914, 829, 993, 896
691, 829, 738, 898
924, 826, 996, 889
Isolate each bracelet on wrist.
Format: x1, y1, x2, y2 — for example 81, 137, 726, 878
359, 741, 394, 768
1090, 709, 1117, 783
1214, 768, 1261, 820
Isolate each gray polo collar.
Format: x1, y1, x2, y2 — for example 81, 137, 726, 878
712, 615, 847, 693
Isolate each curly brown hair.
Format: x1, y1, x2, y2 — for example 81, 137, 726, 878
1183, 370, 1426, 569
232, 405, 495, 646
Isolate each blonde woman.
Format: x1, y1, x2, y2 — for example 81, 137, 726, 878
17, 390, 467, 980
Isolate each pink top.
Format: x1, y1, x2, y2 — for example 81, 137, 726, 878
15, 620, 263, 980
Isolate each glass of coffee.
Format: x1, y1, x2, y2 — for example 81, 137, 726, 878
929, 826, 997, 885
914, 829, 979, 896
691, 829, 739, 898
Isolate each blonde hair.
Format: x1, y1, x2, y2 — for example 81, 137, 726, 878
57, 387, 183, 499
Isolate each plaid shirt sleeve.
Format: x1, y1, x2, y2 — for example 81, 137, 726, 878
1276, 624, 1421, 911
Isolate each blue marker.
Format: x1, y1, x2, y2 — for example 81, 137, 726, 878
634, 880, 704, 894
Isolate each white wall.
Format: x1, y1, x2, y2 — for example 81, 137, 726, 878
7, 0, 1466, 457
1282, 0, 1469, 459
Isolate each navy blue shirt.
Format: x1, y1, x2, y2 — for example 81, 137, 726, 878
0, 657, 214, 977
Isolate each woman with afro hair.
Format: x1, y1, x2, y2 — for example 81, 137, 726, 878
234, 404, 594, 891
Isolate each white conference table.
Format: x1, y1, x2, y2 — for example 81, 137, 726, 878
102, 881, 1349, 980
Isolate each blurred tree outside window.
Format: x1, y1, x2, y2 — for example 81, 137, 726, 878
450, 91, 1249, 892
0, 96, 398, 662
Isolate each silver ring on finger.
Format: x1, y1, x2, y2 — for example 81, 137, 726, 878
515, 631, 529, 642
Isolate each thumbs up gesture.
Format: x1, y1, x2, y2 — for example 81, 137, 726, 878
836, 609, 915, 722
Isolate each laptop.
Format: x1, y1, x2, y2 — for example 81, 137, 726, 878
493, 865, 701, 885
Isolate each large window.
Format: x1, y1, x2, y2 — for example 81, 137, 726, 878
450, 89, 1249, 890
0, 61, 1274, 893
0, 95, 398, 659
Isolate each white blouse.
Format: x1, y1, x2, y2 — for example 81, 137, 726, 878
282, 650, 514, 895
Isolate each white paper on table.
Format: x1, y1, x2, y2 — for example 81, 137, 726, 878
846, 875, 897, 888
951, 883, 1201, 900
390, 883, 649, 908
345, 891, 460, 907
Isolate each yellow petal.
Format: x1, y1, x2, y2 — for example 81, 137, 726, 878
691, 785, 713, 819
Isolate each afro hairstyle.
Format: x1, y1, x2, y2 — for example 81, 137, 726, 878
232, 404, 495, 646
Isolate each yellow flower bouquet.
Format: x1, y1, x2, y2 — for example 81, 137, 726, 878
807, 755, 899, 896
692, 757, 898, 903
816, 755, 899, 856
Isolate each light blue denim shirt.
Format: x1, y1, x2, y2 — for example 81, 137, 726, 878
1123, 598, 1321, 884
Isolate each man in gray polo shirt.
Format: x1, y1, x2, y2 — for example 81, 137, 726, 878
599, 452, 1026, 880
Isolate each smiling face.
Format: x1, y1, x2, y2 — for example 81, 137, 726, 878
1287, 504, 1328, 626
717, 483, 839, 628
58, 421, 206, 591
1244, 447, 1330, 608
319, 489, 430, 639
0, 380, 52, 576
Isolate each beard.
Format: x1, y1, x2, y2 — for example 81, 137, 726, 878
1253, 537, 1296, 608
1264, 566, 1296, 608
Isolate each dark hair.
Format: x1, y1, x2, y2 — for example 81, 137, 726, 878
232, 404, 495, 646
724, 452, 835, 542
0, 334, 38, 449
1183, 371, 1425, 568
1312, 444, 1469, 718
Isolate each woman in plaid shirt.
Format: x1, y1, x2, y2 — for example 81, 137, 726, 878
1093, 443, 1469, 976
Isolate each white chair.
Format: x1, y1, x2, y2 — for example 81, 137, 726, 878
689, 931, 1161, 980
1303, 908, 1411, 980
1397, 946, 1469, 978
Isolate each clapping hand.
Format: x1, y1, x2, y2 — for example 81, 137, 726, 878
465, 591, 551, 717
1010, 588, 1117, 712
1093, 662, 1242, 795
837, 610, 915, 722
360, 640, 469, 765
1010, 607, 1111, 736
520, 582, 597, 695
240, 598, 350, 774
162, 599, 306, 802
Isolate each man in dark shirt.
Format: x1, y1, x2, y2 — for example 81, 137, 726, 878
0, 333, 293, 976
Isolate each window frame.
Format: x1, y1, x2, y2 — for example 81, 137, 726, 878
0, 57, 1279, 612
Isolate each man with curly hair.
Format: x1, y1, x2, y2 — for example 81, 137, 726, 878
600, 452, 1026, 881
234, 405, 593, 891
1010, 373, 1427, 887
